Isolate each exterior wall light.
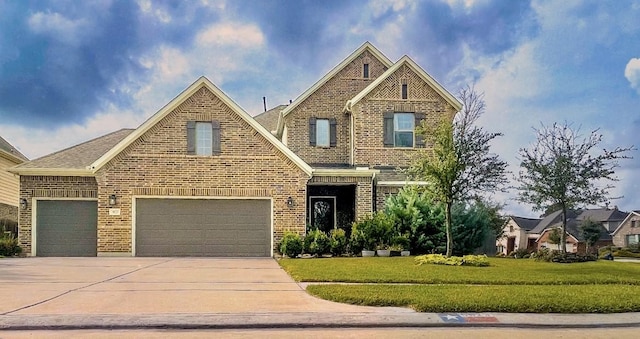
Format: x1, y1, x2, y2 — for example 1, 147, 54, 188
20, 198, 27, 210
286, 196, 294, 207
109, 194, 117, 206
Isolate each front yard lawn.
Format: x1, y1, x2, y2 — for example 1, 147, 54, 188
279, 257, 640, 313
279, 257, 640, 285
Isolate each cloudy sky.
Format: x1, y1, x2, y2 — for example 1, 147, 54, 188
1, 0, 638, 217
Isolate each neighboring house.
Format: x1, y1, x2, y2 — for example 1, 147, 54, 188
496, 216, 540, 255
0, 136, 28, 234
497, 208, 622, 255
611, 210, 640, 247
11, 42, 462, 257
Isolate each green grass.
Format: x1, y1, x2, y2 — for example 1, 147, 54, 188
279, 257, 640, 285
307, 284, 640, 313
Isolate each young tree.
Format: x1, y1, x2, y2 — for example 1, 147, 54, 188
408, 86, 508, 257
580, 218, 603, 254
516, 122, 634, 252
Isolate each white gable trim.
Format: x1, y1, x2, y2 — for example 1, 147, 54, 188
89, 77, 312, 176
276, 42, 393, 137
344, 55, 462, 113
612, 211, 640, 235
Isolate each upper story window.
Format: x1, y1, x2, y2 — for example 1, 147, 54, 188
316, 119, 330, 147
363, 63, 369, 78
394, 113, 414, 147
632, 220, 638, 228
196, 122, 213, 155
309, 117, 336, 147
186, 120, 221, 155
383, 112, 425, 148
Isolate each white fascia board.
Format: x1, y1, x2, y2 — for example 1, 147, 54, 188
312, 168, 379, 177
7, 167, 94, 176
376, 181, 430, 186
0, 150, 26, 164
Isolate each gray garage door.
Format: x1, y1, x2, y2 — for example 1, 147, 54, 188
135, 199, 271, 257
36, 200, 97, 257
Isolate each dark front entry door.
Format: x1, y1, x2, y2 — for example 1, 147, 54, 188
309, 196, 336, 233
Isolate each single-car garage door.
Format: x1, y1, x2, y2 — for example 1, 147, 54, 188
36, 200, 98, 257
135, 199, 271, 257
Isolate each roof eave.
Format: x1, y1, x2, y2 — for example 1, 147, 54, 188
0, 149, 27, 164
7, 167, 94, 177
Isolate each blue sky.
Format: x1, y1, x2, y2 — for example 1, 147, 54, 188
0, 0, 638, 217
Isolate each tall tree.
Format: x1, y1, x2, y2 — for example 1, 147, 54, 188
408, 86, 508, 257
516, 122, 634, 253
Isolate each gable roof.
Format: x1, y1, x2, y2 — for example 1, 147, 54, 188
612, 210, 640, 235
576, 208, 628, 222
89, 77, 312, 176
344, 55, 463, 113
253, 104, 287, 134
537, 219, 612, 242
280, 42, 393, 120
9, 129, 134, 176
0, 135, 28, 163
510, 216, 541, 232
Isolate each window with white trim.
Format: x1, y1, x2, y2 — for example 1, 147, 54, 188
626, 234, 640, 246
196, 122, 213, 155
394, 113, 414, 147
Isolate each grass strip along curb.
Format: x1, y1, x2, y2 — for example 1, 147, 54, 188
279, 257, 640, 285
306, 284, 640, 313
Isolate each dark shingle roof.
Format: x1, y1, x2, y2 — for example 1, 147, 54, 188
576, 208, 628, 222
557, 219, 612, 242
14, 129, 134, 170
253, 104, 287, 133
511, 216, 541, 231
0, 135, 28, 162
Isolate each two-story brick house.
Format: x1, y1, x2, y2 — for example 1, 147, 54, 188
10, 42, 461, 257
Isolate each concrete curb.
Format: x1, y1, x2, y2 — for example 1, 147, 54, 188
2, 312, 639, 331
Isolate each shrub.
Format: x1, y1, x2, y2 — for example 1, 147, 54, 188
278, 232, 303, 258
415, 254, 490, 267
0, 235, 22, 257
304, 229, 330, 256
384, 187, 445, 254
350, 212, 394, 253
390, 234, 410, 251
508, 248, 530, 259
329, 229, 348, 256
532, 248, 597, 263
598, 246, 640, 259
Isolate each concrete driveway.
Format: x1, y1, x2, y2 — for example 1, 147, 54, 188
0, 257, 381, 315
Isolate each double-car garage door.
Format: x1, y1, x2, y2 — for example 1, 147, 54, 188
35, 199, 271, 257
135, 199, 271, 257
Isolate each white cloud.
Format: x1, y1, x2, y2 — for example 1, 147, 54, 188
196, 22, 264, 47
624, 58, 640, 93
27, 12, 90, 46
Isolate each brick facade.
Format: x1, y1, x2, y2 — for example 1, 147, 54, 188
352, 64, 457, 167
93, 87, 308, 254
18, 176, 98, 254
612, 214, 640, 247
283, 50, 389, 166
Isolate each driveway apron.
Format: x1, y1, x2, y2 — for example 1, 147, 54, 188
0, 257, 380, 315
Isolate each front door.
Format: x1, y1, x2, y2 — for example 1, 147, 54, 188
309, 196, 336, 233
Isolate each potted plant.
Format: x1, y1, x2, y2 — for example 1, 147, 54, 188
376, 244, 391, 257
390, 234, 411, 257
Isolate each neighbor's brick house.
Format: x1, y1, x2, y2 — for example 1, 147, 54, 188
10, 42, 461, 257
611, 210, 640, 247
